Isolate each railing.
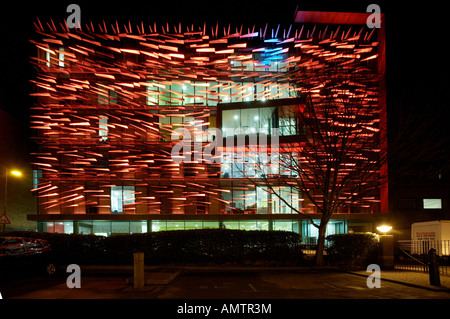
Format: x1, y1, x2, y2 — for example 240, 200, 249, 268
395, 240, 450, 276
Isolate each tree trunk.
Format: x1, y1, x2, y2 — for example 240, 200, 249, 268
315, 223, 327, 266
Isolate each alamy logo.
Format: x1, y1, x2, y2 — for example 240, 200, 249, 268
66, 264, 81, 288
66, 4, 81, 29
366, 264, 381, 288
366, 4, 381, 29
171, 128, 279, 170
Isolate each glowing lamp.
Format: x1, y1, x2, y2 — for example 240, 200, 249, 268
10, 170, 22, 177
377, 225, 392, 235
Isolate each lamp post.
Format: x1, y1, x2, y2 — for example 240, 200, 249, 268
2, 169, 22, 232
376, 224, 394, 268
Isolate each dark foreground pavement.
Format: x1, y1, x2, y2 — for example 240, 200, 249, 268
2, 266, 450, 318
2, 266, 450, 300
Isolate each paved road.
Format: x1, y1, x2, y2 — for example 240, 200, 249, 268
2, 268, 450, 300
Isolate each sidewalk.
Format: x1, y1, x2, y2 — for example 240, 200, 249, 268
348, 269, 450, 292
78, 264, 450, 292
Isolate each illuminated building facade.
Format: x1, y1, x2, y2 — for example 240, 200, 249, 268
28, 11, 387, 240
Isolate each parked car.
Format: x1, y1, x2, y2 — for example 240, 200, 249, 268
0, 236, 57, 276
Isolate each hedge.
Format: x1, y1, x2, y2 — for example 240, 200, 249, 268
0, 229, 303, 266
325, 232, 380, 270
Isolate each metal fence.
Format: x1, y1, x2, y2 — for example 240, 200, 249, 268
395, 240, 450, 276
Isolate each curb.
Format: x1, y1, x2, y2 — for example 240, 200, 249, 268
346, 271, 450, 293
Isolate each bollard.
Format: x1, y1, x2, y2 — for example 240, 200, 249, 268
133, 252, 145, 290
428, 248, 441, 287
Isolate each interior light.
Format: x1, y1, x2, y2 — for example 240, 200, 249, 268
254, 116, 259, 121
234, 115, 239, 120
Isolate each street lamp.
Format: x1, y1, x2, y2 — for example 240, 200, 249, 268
2, 169, 22, 231
10, 170, 22, 177
376, 225, 392, 235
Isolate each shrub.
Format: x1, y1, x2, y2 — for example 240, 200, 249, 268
0, 229, 303, 266
103, 229, 303, 265
326, 232, 380, 270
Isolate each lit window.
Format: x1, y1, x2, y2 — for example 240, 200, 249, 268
423, 198, 442, 209
99, 115, 108, 141
111, 186, 135, 214
32, 170, 43, 189
183, 82, 195, 104
278, 105, 298, 136
58, 48, 65, 67
147, 82, 171, 105
159, 115, 198, 141
45, 51, 51, 67
146, 85, 158, 105
221, 107, 276, 137
279, 118, 297, 135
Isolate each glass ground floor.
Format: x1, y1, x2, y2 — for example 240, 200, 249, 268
37, 218, 375, 242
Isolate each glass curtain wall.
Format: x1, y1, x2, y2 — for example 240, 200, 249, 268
146, 81, 295, 107
223, 185, 301, 214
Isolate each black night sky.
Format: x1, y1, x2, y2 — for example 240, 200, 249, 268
0, 0, 449, 180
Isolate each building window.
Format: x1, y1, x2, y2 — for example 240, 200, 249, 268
111, 221, 130, 235
45, 51, 51, 67
222, 186, 300, 214
146, 84, 160, 105
222, 107, 276, 137
279, 117, 297, 135
111, 186, 135, 214
99, 115, 108, 141
423, 198, 442, 209
32, 169, 43, 189
58, 48, 65, 67
221, 104, 301, 137
278, 104, 299, 136
159, 115, 194, 141
144, 80, 295, 106
98, 88, 117, 105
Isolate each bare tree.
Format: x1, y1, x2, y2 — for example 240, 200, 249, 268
246, 63, 387, 266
